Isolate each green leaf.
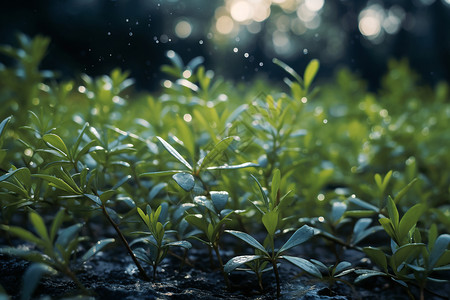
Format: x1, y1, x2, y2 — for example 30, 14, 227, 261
194, 196, 217, 214
349, 197, 379, 212
386, 196, 399, 229
282, 255, 322, 278
84, 194, 102, 206
334, 261, 352, 275
206, 162, 258, 170
199, 136, 234, 171
165, 240, 192, 249
250, 175, 269, 210
43, 134, 70, 158
29, 212, 50, 243
398, 203, 426, 243
278, 225, 315, 254
156, 136, 192, 171
81, 238, 115, 263
137, 207, 150, 229
55, 224, 83, 248
21, 263, 56, 300
210, 191, 228, 212
379, 218, 396, 240
270, 169, 281, 206
430, 234, 450, 268
140, 170, 185, 177
331, 202, 347, 224
224, 255, 263, 273
363, 247, 388, 272
50, 209, 65, 243
262, 210, 278, 237
303, 59, 319, 90
185, 214, 208, 234
272, 58, 303, 84
226, 230, 268, 255
392, 243, 426, 269
0, 116, 12, 138
33, 174, 81, 195
393, 178, 418, 205
172, 172, 195, 192
354, 269, 387, 283
0, 225, 43, 246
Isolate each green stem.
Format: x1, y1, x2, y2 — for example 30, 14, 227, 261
272, 260, 281, 298
213, 244, 230, 288
101, 204, 150, 281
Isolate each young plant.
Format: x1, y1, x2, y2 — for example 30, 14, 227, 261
225, 225, 320, 298
184, 191, 240, 286
225, 172, 320, 297
0, 209, 114, 295
354, 197, 450, 299
132, 204, 192, 279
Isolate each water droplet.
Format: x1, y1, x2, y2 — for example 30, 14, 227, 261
244, 52, 249, 58
199, 40, 204, 45
126, 18, 129, 22
235, 37, 240, 42
135, 21, 139, 25
303, 48, 308, 54
107, 32, 111, 36
259, 62, 264, 66
233, 47, 238, 53
129, 32, 133, 36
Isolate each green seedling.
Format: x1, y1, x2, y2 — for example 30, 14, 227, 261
310, 260, 355, 292
184, 191, 240, 286
225, 225, 320, 298
225, 172, 320, 297
0, 209, 114, 296
355, 199, 449, 299
132, 204, 192, 279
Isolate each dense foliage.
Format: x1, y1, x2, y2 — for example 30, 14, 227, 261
0, 34, 449, 300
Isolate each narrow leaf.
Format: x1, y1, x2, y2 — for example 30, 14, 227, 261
81, 238, 115, 263
282, 255, 322, 278
172, 172, 195, 192
156, 136, 192, 171
398, 203, 426, 242
304, 59, 319, 90
29, 212, 50, 242
43, 134, 70, 157
278, 225, 315, 254
224, 255, 263, 273
226, 230, 268, 255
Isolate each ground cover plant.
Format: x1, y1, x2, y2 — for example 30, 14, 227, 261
0, 34, 449, 300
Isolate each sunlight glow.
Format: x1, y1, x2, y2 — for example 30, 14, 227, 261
216, 16, 234, 34
175, 20, 192, 39
230, 1, 253, 22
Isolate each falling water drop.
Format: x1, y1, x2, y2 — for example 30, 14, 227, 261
126, 18, 129, 22
107, 32, 111, 36
233, 47, 238, 53
244, 53, 249, 58
199, 40, 204, 45
259, 62, 264, 66
303, 48, 308, 54
129, 32, 133, 36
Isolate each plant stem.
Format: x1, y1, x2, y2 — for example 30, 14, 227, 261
272, 260, 281, 298
213, 244, 230, 288
101, 204, 150, 281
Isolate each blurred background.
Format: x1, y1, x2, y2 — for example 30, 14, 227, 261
1, 0, 449, 91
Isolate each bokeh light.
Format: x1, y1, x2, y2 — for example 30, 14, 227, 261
175, 20, 192, 39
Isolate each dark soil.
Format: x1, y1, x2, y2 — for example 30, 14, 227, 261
1, 239, 449, 300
